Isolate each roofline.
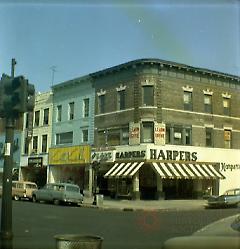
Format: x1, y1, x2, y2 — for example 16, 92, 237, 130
90, 58, 240, 81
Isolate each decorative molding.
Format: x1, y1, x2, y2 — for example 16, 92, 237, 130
97, 89, 106, 96
203, 89, 213, 95
222, 92, 231, 99
182, 85, 193, 92
116, 84, 126, 92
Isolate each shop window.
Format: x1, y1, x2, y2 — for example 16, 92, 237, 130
224, 130, 231, 149
98, 95, 105, 114
34, 110, 40, 127
142, 86, 154, 106
56, 132, 73, 145
32, 136, 38, 153
43, 108, 49, 125
117, 90, 126, 110
57, 105, 62, 122
68, 102, 75, 120
223, 98, 230, 116
204, 95, 212, 113
42, 134, 48, 153
83, 98, 89, 117
141, 122, 154, 143
82, 129, 88, 143
206, 128, 213, 147
183, 91, 192, 111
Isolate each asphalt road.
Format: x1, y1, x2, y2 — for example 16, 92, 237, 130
1, 200, 239, 249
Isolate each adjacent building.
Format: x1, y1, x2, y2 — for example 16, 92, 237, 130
20, 91, 53, 187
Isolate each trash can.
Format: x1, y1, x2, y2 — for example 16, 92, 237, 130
96, 194, 104, 206
55, 234, 103, 249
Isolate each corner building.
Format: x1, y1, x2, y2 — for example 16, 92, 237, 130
91, 59, 240, 200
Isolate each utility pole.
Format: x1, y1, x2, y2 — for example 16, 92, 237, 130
50, 65, 57, 86
11, 59, 17, 78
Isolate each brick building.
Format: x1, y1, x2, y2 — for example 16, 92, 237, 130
91, 58, 240, 200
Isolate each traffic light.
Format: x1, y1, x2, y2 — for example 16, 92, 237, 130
0, 75, 35, 118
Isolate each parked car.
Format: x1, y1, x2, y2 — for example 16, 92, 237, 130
206, 188, 240, 208
32, 183, 83, 206
12, 181, 38, 201
162, 214, 240, 249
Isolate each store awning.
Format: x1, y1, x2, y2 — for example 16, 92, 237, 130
104, 162, 144, 178
152, 162, 225, 179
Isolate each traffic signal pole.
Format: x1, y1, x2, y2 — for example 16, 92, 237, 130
0, 117, 14, 249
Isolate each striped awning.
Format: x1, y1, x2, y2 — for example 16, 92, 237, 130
104, 162, 144, 178
152, 162, 225, 179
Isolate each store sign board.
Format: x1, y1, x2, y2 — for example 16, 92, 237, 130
220, 163, 240, 172
28, 157, 43, 167
91, 151, 115, 162
49, 145, 91, 165
154, 123, 166, 145
129, 122, 140, 145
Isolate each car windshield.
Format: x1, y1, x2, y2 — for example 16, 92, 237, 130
0, 1, 240, 249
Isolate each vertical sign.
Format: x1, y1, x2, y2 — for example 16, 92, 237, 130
129, 122, 140, 145
154, 123, 166, 145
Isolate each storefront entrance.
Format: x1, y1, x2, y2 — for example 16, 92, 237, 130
163, 179, 194, 199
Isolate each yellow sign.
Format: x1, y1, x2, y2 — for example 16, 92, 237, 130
49, 145, 91, 165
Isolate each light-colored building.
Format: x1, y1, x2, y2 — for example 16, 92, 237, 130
20, 91, 53, 187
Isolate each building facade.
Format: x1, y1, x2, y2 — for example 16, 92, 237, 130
20, 91, 53, 187
49, 75, 95, 194
90, 59, 240, 200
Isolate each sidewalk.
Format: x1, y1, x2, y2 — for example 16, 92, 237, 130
82, 196, 207, 211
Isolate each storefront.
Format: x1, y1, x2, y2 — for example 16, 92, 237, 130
101, 145, 239, 200
48, 145, 91, 192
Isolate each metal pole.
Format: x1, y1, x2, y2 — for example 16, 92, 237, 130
0, 117, 14, 249
11, 59, 16, 79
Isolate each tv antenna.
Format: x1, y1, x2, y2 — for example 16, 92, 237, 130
50, 66, 57, 86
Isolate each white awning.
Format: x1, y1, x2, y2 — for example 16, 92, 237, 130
152, 162, 225, 179
104, 162, 144, 178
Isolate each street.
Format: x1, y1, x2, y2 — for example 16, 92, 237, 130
0, 200, 237, 249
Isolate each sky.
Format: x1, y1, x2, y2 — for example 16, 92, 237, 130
0, 0, 239, 93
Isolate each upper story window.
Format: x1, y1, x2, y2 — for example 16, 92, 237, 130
34, 110, 40, 127
43, 108, 49, 125
83, 98, 90, 118
223, 98, 230, 116
183, 91, 192, 111
68, 102, 75, 120
57, 105, 62, 122
25, 113, 29, 128
204, 94, 212, 113
82, 129, 89, 143
141, 121, 154, 143
24, 137, 29, 155
224, 129, 231, 149
98, 95, 105, 114
56, 132, 73, 145
117, 90, 126, 110
206, 128, 213, 147
42, 134, 48, 153
166, 125, 192, 145
142, 86, 154, 106
32, 136, 38, 152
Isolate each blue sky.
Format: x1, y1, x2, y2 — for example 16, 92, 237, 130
0, 0, 239, 93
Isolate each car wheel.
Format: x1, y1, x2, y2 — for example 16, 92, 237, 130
32, 195, 37, 203
14, 195, 20, 201
53, 199, 60, 205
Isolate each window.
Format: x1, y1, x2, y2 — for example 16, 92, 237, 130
83, 98, 90, 117
141, 122, 154, 143
223, 98, 230, 116
98, 95, 105, 113
34, 110, 40, 127
24, 137, 29, 154
166, 125, 192, 145
183, 91, 192, 111
32, 136, 38, 153
56, 132, 73, 145
42, 135, 48, 153
82, 129, 88, 143
43, 108, 49, 125
121, 128, 129, 145
142, 86, 154, 106
204, 95, 212, 113
57, 105, 62, 122
69, 102, 74, 120
117, 90, 125, 110
224, 129, 231, 149
25, 113, 29, 128
206, 128, 213, 147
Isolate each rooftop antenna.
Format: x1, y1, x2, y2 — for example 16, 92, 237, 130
50, 65, 57, 86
